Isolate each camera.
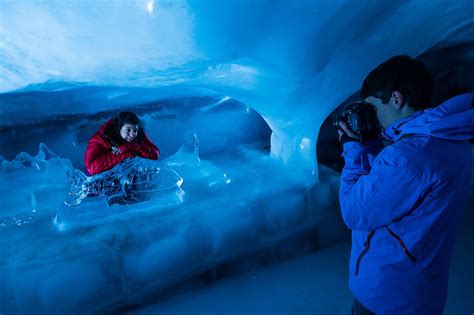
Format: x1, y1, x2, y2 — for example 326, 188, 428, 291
332, 101, 382, 141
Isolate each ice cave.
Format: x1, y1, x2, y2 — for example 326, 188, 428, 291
0, 1, 473, 314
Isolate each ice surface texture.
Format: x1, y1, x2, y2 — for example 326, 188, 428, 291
164, 130, 231, 191
0, 143, 71, 226
64, 158, 183, 207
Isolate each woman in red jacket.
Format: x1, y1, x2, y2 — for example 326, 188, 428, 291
85, 111, 160, 175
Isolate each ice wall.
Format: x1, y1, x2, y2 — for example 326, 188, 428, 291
2, 0, 473, 183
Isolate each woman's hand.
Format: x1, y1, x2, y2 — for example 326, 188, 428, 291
113, 143, 140, 156
111, 146, 123, 155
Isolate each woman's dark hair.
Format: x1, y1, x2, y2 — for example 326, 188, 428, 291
360, 55, 433, 110
103, 111, 145, 146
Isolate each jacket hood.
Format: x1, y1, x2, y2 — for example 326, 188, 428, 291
385, 93, 474, 141
99, 119, 114, 133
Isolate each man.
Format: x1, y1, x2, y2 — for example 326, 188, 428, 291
337, 55, 473, 314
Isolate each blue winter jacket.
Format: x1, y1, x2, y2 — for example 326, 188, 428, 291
340, 93, 473, 314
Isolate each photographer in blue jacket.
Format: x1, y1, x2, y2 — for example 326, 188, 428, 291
337, 55, 474, 315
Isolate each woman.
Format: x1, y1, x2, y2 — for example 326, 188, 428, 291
85, 111, 160, 175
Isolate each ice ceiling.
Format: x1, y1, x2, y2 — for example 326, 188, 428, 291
2, 0, 472, 181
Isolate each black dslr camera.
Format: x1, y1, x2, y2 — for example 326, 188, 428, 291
332, 102, 382, 142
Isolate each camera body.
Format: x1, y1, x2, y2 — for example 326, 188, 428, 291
333, 102, 382, 141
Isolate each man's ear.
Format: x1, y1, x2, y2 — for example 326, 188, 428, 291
392, 91, 405, 109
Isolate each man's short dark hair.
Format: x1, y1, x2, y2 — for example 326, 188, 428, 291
360, 55, 433, 110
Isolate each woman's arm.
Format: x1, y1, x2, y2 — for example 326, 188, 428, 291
121, 134, 160, 160
85, 136, 135, 175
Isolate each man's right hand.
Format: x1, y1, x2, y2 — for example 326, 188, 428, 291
338, 121, 360, 144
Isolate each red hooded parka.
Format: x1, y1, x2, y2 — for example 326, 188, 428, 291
84, 120, 160, 175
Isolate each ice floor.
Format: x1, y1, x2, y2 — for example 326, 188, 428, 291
136, 241, 354, 315
135, 188, 474, 315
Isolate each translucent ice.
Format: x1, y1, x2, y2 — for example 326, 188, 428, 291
0, 143, 72, 226
57, 157, 184, 230
164, 130, 231, 193
65, 158, 183, 207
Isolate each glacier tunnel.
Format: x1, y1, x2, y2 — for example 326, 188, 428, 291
0, 1, 473, 314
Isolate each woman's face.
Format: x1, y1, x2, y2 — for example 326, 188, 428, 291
120, 123, 139, 142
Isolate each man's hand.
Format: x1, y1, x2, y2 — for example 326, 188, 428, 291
338, 121, 360, 144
